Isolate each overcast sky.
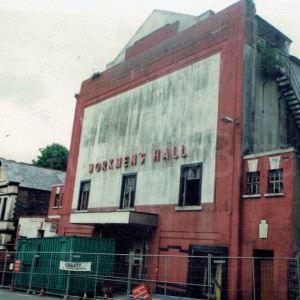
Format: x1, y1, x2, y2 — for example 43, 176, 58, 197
1, 0, 299, 163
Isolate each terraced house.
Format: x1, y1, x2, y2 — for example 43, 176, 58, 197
0, 159, 65, 248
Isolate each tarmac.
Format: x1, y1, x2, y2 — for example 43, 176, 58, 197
0, 288, 64, 299
0, 289, 187, 300
0, 288, 111, 299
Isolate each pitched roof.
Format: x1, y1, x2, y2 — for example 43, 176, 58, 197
0, 158, 65, 191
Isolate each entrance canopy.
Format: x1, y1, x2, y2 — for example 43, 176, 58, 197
70, 211, 158, 227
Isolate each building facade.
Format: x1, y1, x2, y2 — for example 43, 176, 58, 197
239, 148, 300, 299
57, 1, 300, 299
0, 159, 65, 249
17, 184, 65, 239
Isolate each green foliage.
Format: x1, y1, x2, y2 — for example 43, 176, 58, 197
32, 143, 69, 171
91, 72, 100, 79
257, 41, 285, 78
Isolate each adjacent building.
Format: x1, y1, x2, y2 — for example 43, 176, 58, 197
0, 158, 65, 248
52, 1, 300, 299
17, 184, 65, 239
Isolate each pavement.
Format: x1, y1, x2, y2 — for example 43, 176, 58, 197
0, 288, 63, 299
0, 290, 186, 300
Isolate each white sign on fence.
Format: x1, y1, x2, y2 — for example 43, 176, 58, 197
59, 261, 92, 272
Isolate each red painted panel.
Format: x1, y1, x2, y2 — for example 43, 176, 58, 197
126, 22, 178, 59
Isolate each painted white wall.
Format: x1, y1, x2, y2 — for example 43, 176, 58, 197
73, 53, 220, 209
18, 217, 58, 238
0, 184, 18, 222
0, 178, 18, 248
0, 234, 12, 250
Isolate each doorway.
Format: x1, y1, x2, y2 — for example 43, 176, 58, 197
253, 249, 274, 300
187, 245, 228, 299
132, 242, 145, 279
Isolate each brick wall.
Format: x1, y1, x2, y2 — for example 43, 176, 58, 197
13, 187, 51, 221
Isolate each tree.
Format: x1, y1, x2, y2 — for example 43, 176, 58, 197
32, 143, 69, 171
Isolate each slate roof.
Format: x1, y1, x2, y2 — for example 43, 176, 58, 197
0, 158, 65, 191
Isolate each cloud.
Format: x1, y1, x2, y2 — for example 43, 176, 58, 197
0, 72, 46, 105
0, 98, 73, 163
1, 0, 299, 165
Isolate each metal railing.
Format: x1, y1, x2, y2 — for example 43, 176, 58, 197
0, 251, 299, 300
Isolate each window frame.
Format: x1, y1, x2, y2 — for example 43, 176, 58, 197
178, 162, 202, 207
268, 168, 283, 194
54, 193, 60, 208
0, 197, 7, 220
77, 180, 91, 211
119, 173, 137, 209
246, 171, 260, 195
37, 229, 44, 238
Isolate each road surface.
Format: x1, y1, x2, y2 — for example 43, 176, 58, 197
0, 288, 63, 299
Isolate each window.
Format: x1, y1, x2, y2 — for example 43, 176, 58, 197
37, 230, 44, 238
246, 172, 260, 195
188, 245, 228, 299
54, 187, 62, 207
179, 163, 202, 206
120, 174, 136, 209
268, 169, 283, 193
77, 180, 91, 210
54, 194, 60, 207
0, 198, 7, 220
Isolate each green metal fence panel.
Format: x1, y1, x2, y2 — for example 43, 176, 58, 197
13, 236, 115, 295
